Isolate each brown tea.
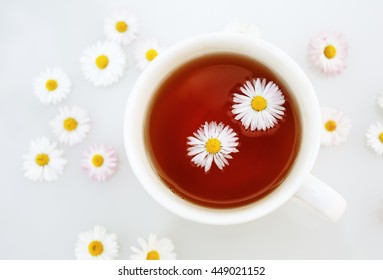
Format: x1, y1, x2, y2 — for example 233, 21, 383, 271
145, 53, 300, 208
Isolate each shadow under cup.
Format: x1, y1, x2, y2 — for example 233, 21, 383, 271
125, 34, 320, 225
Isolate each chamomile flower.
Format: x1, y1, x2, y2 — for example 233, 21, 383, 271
33, 68, 71, 105
187, 122, 239, 172
134, 38, 163, 71
320, 107, 351, 147
22, 137, 67, 182
75, 225, 119, 260
82, 144, 119, 182
50, 105, 91, 146
231, 78, 285, 131
223, 20, 261, 38
366, 122, 383, 155
104, 9, 139, 46
80, 41, 126, 87
309, 31, 348, 75
130, 234, 176, 260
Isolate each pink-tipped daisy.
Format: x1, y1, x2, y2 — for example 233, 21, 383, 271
320, 107, 352, 147
82, 144, 119, 182
309, 31, 348, 75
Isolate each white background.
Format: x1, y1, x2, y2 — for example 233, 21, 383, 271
0, 0, 382, 259
2, 261, 383, 280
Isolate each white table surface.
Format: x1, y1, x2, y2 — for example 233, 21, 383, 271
1, 0, 382, 259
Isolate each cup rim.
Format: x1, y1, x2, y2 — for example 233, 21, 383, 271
124, 33, 321, 225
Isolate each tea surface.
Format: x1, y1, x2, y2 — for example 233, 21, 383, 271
146, 53, 300, 208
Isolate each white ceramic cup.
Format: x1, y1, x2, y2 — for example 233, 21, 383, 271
124, 33, 346, 225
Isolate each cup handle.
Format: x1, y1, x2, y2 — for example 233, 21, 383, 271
293, 174, 347, 222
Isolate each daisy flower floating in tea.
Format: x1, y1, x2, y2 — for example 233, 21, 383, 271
187, 121, 239, 172
104, 9, 139, 46
365, 122, 383, 155
231, 78, 285, 131
320, 107, 351, 147
33, 68, 71, 105
134, 38, 164, 71
80, 41, 126, 87
50, 105, 91, 146
75, 225, 119, 260
130, 233, 176, 260
82, 144, 119, 182
22, 137, 67, 182
309, 31, 348, 75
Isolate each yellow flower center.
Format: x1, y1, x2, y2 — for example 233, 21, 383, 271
205, 138, 221, 154
95, 55, 109, 69
379, 132, 383, 143
35, 153, 50, 166
145, 49, 158, 61
88, 240, 104, 256
251, 96, 267, 111
324, 120, 337, 132
92, 154, 104, 168
115, 21, 128, 33
45, 79, 58, 91
146, 250, 160, 260
324, 45, 337, 59
63, 117, 78, 131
